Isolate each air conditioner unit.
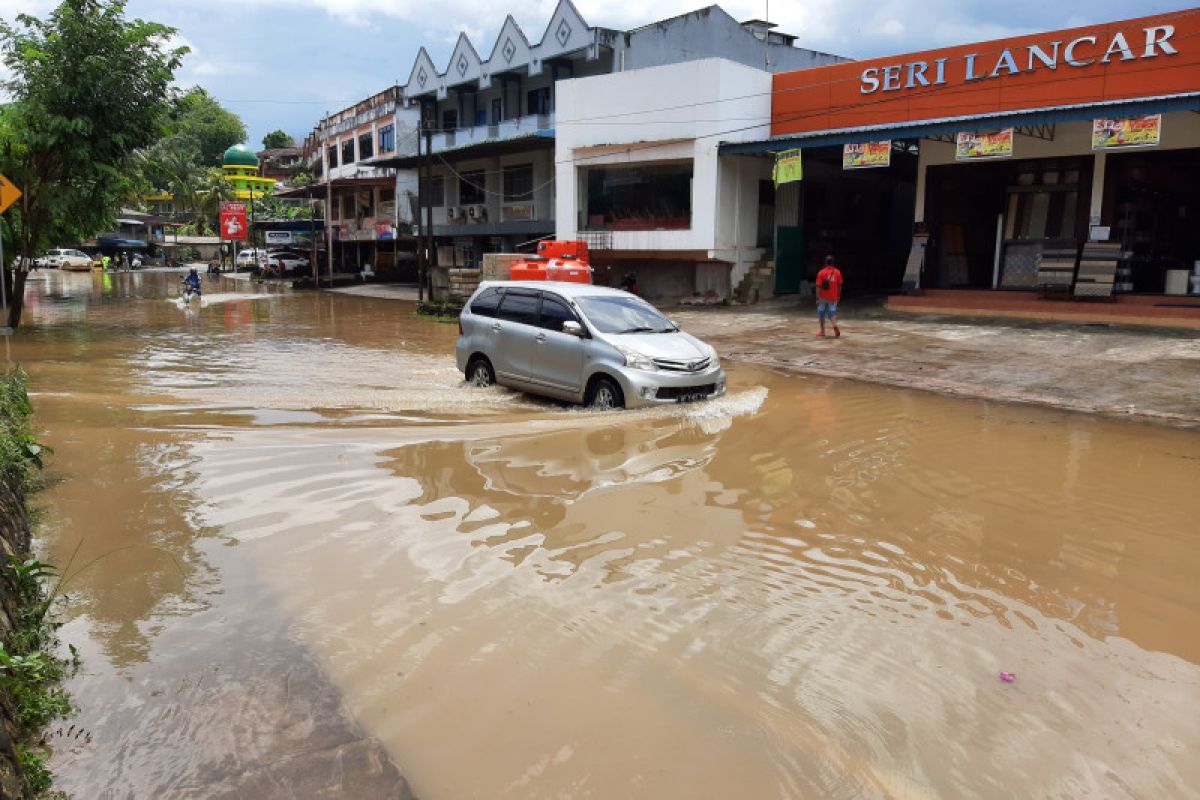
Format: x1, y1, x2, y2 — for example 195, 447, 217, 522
468, 204, 487, 220
447, 206, 463, 220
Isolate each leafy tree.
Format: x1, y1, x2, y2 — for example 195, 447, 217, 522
168, 87, 246, 167
261, 129, 294, 150
0, 0, 185, 328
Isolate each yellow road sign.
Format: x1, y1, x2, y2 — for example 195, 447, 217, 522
0, 174, 22, 214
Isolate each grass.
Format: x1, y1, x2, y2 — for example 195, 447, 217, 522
0, 370, 75, 797
415, 300, 462, 323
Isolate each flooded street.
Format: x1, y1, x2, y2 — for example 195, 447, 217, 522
11, 270, 1200, 798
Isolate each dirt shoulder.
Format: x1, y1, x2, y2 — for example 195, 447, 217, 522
672, 299, 1200, 428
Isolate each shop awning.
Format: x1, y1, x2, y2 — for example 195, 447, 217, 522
250, 219, 325, 231
274, 177, 395, 199
98, 237, 147, 249
720, 93, 1200, 154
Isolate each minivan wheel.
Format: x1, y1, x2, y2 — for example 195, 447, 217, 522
588, 376, 624, 410
466, 357, 495, 387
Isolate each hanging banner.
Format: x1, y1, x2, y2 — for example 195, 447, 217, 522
955, 129, 1014, 161
1091, 114, 1162, 150
219, 201, 248, 241
773, 148, 803, 187
843, 141, 892, 169
264, 230, 293, 245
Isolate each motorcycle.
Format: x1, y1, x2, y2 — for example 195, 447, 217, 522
180, 277, 204, 305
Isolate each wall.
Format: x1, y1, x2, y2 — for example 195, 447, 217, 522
617, 5, 844, 74
715, 156, 773, 288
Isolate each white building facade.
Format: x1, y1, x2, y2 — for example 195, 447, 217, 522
555, 58, 776, 301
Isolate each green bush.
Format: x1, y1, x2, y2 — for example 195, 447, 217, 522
0, 370, 74, 796
0, 369, 52, 489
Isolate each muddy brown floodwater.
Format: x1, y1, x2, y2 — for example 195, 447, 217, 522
9, 270, 1200, 798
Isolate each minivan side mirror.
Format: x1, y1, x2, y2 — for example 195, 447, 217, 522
562, 321, 583, 336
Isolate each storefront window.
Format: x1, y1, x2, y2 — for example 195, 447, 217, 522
1104, 149, 1200, 293
582, 162, 692, 231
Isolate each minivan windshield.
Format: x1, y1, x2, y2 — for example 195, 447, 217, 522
575, 295, 676, 335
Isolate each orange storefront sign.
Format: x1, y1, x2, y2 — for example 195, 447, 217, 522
772, 9, 1200, 137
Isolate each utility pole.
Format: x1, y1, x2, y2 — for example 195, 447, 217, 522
415, 122, 425, 302
423, 124, 436, 302
309, 191, 317, 286
326, 173, 334, 286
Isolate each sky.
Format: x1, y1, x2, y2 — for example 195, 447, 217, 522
1, 0, 1196, 148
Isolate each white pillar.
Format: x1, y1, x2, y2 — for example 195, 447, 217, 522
1089, 151, 1107, 229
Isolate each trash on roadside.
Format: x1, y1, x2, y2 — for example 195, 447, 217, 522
999, 671, 1016, 682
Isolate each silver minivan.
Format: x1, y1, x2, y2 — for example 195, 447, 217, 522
456, 281, 726, 409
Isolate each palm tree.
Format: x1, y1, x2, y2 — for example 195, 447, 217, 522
137, 136, 205, 227
196, 167, 233, 235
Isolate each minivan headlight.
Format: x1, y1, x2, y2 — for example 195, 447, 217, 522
614, 344, 656, 371
706, 343, 719, 362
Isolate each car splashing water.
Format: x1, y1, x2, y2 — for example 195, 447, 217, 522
10, 270, 1200, 798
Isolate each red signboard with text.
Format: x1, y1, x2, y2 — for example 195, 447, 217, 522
772, 9, 1200, 136
219, 202, 247, 241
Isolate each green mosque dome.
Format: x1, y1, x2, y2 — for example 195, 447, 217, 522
222, 144, 260, 167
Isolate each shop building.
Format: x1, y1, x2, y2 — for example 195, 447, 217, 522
721, 8, 1200, 322
554, 58, 782, 301
370, 2, 842, 271
283, 87, 417, 279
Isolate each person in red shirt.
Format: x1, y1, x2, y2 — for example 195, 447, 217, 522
815, 255, 843, 338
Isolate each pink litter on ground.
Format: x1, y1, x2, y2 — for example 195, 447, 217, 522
999, 672, 1016, 682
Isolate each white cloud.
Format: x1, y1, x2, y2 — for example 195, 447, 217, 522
0, 0, 54, 18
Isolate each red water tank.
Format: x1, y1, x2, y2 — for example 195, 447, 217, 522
537, 240, 590, 262
545, 258, 593, 284
509, 258, 549, 281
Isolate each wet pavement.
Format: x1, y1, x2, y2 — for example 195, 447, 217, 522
9, 270, 1200, 798
675, 299, 1200, 426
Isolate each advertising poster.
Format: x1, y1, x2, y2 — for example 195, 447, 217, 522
955, 129, 1014, 160
773, 148, 803, 186
1091, 115, 1162, 149
843, 141, 892, 169
219, 202, 247, 241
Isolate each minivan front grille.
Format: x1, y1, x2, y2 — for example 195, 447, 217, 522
652, 356, 711, 373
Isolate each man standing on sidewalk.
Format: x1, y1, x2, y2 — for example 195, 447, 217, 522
816, 255, 843, 338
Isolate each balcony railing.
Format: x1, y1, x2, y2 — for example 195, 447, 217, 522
432, 112, 554, 153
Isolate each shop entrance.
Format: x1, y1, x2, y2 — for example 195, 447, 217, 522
1103, 149, 1200, 294
780, 145, 917, 294
925, 156, 1093, 289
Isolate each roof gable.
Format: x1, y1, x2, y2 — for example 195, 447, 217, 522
445, 33, 484, 88
404, 48, 441, 96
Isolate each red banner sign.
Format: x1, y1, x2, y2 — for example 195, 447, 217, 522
219, 202, 247, 241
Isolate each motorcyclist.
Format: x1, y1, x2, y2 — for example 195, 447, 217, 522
181, 267, 203, 298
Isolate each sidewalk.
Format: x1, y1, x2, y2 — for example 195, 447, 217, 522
326, 284, 420, 302
672, 299, 1200, 427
